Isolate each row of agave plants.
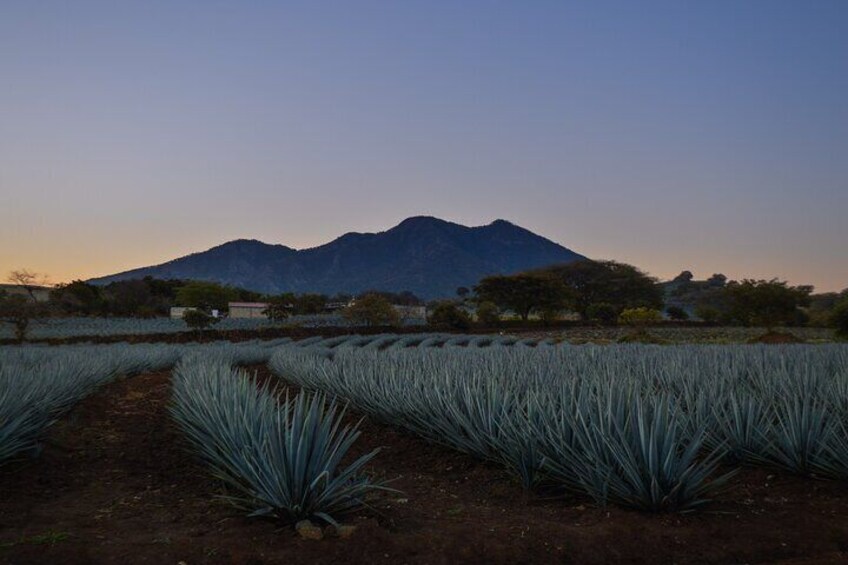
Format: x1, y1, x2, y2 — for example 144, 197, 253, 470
0, 338, 292, 467
269, 341, 848, 512
169, 353, 388, 525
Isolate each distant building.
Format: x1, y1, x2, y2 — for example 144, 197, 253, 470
0, 284, 51, 302
229, 302, 269, 319
170, 306, 198, 319
394, 304, 427, 321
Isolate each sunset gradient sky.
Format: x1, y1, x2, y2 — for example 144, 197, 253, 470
2, 1, 847, 291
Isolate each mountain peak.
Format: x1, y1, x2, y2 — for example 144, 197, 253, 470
89, 217, 587, 298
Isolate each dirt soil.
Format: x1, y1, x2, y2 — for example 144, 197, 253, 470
2, 368, 847, 564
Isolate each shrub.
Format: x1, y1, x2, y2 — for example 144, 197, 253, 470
833, 300, 848, 339
183, 309, 218, 332
618, 307, 662, 326
429, 302, 472, 331
475, 301, 501, 326
665, 306, 689, 321
586, 303, 618, 325
695, 305, 721, 323
342, 294, 400, 327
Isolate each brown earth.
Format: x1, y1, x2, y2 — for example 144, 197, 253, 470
1, 367, 847, 564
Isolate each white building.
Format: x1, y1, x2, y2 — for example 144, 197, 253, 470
229, 302, 269, 319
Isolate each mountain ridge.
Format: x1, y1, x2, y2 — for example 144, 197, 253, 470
89, 217, 587, 298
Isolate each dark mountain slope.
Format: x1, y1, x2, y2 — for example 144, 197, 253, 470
90, 216, 586, 298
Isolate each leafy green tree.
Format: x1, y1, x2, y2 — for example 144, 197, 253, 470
475, 301, 501, 326
475, 274, 570, 321
534, 260, 662, 320
665, 306, 689, 321
586, 302, 619, 325
722, 279, 812, 328
175, 281, 239, 312
342, 294, 400, 327
429, 302, 472, 330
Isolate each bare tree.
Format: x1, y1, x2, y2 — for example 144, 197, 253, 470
8, 269, 50, 302
2, 269, 52, 342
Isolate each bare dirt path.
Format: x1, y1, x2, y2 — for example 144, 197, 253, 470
1, 367, 847, 564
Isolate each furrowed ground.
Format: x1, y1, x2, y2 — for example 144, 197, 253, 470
1, 366, 847, 564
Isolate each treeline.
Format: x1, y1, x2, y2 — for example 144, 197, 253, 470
461, 261, 848, 331
3, 261, 848, 338
45, 278, 423, 318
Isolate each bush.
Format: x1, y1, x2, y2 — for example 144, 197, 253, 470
183, 309, 218, 332
618, 307, 662, 326
475, 301, 501, 326
665, 306, 689, 321
342, 294, 400, 327
695, 305, 721, 323
833, 300, 848, 339
429, 302, 472, 331
586, 303, 618, 325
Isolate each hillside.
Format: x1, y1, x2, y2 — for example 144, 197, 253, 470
89, 216, 586, 298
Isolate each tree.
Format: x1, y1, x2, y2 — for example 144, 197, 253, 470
672, 271, 694, 284
665, 306, 689, 321
175, 281, 239, 312
183, 309, 219, 333
722, 279, 812, 328
475, 274, 571, 321
2, 270, 52, 341
342, 294, 400, 327
456, 287, 470, 299
429, 302, 472, 330
586, 303, 618, 325
293, 294, 328, 315
534, 260, 662, 320
50, 280, 103, 315
707, 273, 728, 288
832, 299, 848, 339
103, 280, 158, 317
0, 292, 50, 342
695, 305, 721, 324
264, 295, 294, 322
475, 301, 501, 326
8, 269, 50, 301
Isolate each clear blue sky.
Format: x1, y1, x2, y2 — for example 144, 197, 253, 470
1, 1, 846, 291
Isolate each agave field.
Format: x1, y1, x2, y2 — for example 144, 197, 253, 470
270, 336, 848, 511
2, 333, 848, 563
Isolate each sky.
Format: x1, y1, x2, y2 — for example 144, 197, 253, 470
1, 1, 846, 292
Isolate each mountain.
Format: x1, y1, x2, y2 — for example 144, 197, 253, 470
89, 216, 587, 298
